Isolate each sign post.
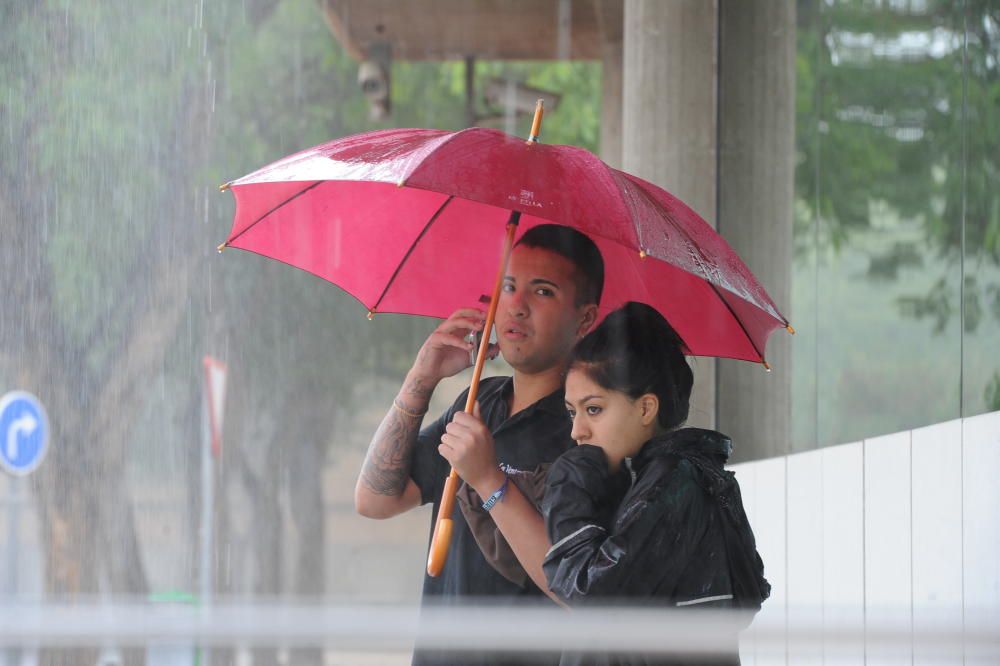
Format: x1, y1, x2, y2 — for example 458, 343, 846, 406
200, 357, 227, 666
2, 390, 49, 666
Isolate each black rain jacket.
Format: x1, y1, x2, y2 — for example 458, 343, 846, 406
541, 428, 764, 666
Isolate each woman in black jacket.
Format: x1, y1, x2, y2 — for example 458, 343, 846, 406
542, 302, 768, 666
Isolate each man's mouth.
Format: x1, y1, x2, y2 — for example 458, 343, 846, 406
502, 325, 529, 340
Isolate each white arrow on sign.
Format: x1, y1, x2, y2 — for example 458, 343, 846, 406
6, 413, 38, 463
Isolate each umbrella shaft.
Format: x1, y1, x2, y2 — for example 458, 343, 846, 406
427, 212, 520, 578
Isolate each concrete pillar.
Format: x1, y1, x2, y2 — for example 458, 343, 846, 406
594, 0, 623, 168
599, 35, 622, 168
716, 1, 795, 461
622, 0, 718, 430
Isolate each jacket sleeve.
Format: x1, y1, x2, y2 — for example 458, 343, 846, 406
541, 445, 707, 603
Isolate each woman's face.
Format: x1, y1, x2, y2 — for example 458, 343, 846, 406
564, 367, 658, 473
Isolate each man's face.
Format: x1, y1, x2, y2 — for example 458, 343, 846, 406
494, 245, 595, 374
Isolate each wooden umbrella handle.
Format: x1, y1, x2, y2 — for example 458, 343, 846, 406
527, 99, 545, 144
427, 214, 521, 577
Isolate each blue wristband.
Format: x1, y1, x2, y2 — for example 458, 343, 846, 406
481, 474, 509, 512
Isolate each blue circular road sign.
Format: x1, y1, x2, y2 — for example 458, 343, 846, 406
0, 391, 50, 476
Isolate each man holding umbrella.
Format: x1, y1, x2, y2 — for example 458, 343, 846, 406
355, 224, 604, 664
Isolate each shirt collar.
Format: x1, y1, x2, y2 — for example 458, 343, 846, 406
495, 376, 567, 418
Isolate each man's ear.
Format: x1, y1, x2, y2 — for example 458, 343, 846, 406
639, 393, 660, 428
576, 304, 599, 338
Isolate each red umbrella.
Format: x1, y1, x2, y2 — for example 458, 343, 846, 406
219, 104, 791, 576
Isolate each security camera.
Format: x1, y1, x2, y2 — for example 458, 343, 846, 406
359, 43, 391, 121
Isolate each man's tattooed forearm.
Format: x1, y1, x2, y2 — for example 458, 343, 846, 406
360, 409, 420, 495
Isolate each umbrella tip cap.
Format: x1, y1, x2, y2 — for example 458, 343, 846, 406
217, 242, 227, 253
219, 182, 231, 192
762, 361, 772, 372
786, 325, 796, 335
639, 249, 647, 259
367, 310, 375, 320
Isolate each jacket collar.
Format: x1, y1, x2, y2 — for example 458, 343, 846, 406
632, 427, 733, 471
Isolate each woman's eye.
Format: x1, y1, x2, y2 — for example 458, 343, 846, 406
566, 410, 576, 420
586, 405, 602, 416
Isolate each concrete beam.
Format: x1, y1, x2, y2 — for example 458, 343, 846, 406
321, 0, 614, 61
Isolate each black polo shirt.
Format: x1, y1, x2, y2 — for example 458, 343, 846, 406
410, 375, 573, 666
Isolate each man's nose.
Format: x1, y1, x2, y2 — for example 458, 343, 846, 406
506, 289, 528, 318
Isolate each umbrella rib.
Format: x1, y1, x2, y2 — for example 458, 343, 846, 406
704, 281, 766, 363
623, 175, 787, 326
225, 181, 325, 247
371, 194, 456, 314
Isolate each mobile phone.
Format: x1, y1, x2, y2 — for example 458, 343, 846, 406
468, 327, 496, 365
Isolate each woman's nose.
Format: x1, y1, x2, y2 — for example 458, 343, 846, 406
570, 417, 588, 444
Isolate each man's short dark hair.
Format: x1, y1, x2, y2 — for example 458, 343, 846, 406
515, 224, 604, 306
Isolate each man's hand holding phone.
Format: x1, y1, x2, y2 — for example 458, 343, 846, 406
410, 309, 496, 387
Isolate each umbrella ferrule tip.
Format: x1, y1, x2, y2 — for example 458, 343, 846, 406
786, 325, 796, 335
219, 182, 231, 192
217, 242, 227, 253
762, 361, 772, 372
367, 310, 375, 320
639, 249, 647, 259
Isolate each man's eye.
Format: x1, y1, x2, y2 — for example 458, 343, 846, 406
586, 406, 602, 416
535, 287, 553, 297
502, 283, 514, 293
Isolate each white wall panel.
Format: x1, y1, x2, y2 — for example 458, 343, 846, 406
733, 457, 788, 666
911, 418, 963, 666
731, 462, 758, 666
786, 449, 823, 665
728, 411, 999, 665
962, 410, 1000, 665
863, 431, 912, 665
756, 458, 788, 666
822, 442, 865, 665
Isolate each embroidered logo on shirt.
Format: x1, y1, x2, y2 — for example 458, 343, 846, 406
499, 462, 530, 476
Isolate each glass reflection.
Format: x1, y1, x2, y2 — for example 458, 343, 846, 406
804, 0, 967, 446
962, 4, 1000, 418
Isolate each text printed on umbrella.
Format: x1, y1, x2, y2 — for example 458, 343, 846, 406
509, 189, 543, 209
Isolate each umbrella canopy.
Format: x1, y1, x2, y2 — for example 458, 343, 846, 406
221, 127, 789, 365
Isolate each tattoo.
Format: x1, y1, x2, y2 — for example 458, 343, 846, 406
404, 376, 433, 400
360, 406, 421, 496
